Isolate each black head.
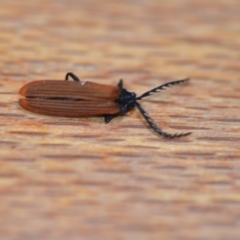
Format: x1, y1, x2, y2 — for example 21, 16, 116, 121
115, 78, 191, 138
116, 88, 136, 114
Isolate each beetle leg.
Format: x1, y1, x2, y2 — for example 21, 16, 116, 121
65, 72, 81, 82
104, 115, 116, 123
117, 79, 123, 90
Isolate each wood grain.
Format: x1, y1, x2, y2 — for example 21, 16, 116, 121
0, 0, 240, 239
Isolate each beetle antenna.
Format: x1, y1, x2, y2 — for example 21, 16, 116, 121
136, 78, 189, 100
135, 102, 191, 138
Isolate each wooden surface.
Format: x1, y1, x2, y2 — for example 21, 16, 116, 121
0, 0, 240, 239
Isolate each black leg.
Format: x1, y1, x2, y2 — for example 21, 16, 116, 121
117, 79, 123, 90
104, 115, 116, 123
135, 102, 191, 138
65, 72, 81, 82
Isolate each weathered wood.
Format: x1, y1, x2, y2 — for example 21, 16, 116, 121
0, 0, 240, 239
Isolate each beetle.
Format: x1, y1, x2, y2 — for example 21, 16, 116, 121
19, 72, 191, 138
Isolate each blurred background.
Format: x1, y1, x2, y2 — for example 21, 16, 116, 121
0, 0, 240, 239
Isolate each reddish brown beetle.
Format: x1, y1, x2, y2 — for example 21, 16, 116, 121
19, 72, 191, 138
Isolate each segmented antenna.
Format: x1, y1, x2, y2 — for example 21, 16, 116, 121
135, 102, 191, 138
136, 78, 189, 100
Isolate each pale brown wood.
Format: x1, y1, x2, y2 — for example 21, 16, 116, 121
0, 0, 240, 239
